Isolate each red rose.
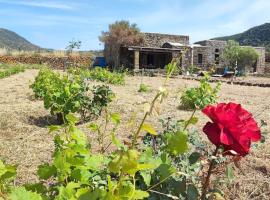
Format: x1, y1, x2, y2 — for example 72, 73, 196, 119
202, 103, 261, 156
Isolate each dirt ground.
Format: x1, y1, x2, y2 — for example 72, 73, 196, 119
0, 70, 269, 199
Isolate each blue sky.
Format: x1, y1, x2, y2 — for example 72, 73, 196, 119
0, 0, 269, 50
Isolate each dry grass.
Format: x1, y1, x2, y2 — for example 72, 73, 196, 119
0, 70, 269, 199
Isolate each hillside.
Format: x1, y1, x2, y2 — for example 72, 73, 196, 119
214, 23, 270, 50
0, 28, 40, 51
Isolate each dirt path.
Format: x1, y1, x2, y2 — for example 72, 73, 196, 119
0, 70, 269, 199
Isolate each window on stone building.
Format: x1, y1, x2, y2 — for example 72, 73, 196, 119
215, 48, 219, 53
198, 54, 203, 64
215, 54, 219, 64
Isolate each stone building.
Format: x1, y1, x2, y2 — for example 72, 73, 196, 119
104, 32, 266, 73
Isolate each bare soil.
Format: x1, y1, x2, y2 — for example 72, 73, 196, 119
0, 70, 269, 199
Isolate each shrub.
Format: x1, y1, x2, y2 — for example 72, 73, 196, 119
1, 70, 262, 200
69, 67, 125, 85
138, 83, 150, 93
0, 65, 25, 79
30, 68, 114, 123
180, 74, 221, 110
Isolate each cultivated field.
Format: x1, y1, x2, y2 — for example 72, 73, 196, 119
0, 70, 269, 199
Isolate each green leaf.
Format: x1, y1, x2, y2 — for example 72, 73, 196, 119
37, 163, 57, 180
140, 171, 152, 187
86, 154, 104, 171
0, 163, 16, 181
24, 183, 47, 194
189, 117, 198, 125
110, 113, 121, 124
166, 131, 188, 155
0, 160, 7, 178
111, 132, 123, 148
157, 163, 176, 181
226, 165, 234, 183
88, 123, 99, 132
133, 190, 149, 199
187, 184, 199, 200
188, 152, 201, 165
142, 123, 157, 136
66, 114, 78, 125
108, 150, 139, 175
48, 125, 61, 133
9, 187, 43, 200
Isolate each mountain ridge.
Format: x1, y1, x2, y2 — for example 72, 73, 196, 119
213, 23, 270, 51
0, 28, 40, 51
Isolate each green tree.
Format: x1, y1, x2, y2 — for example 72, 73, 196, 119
222, 40, 241, 70
222, 40, 259, 74
238, 46, 259, 74
66, 39, 82, 53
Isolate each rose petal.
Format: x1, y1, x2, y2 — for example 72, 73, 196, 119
203, 122, 221, 146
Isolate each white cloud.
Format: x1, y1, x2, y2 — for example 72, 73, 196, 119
0, 0, 77, 10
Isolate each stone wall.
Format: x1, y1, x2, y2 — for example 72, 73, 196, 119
0, 54, 93, 69
193, 46, 208, 68
265, 62, 270, 74
254, 47, 265, 74
143, 33, 189, 47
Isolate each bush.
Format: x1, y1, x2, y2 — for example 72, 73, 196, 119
69, 67, 125, 85
180, 74, 221, 110
30, 68, 114, 123
1, 70, 262, 200
138, 83, 150, 93
0, 65, 25, 79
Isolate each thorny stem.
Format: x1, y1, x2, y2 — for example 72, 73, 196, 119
131, 92, 161, 148
200, 146, 219, 200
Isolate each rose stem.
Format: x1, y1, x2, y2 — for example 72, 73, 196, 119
201, 146, 219, 200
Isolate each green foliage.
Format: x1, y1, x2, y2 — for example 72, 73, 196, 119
0, 160, 17, 197
0, 65, 25, 79
90, 85, 115, 116
70, 67, 125, 85
66, 39, 81, 53
4, 68, 232, 200
9, 187, 43, 200
186, 65, 200, 75
138, 83, 150, 93
237, 46, 259, 74
30, 68, 114, 123
222, 40, 259, 74
180, 74, 221, 110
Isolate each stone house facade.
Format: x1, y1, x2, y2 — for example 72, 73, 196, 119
104, 32, 266, 74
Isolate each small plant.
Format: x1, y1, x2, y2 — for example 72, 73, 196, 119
186, 65, 200, 75
0, 65, 25, 79
89, 85, 115, 116
69, 67, 125, 85
180, 74, 221, 110
138, 83, 150, 93
30, 68, 114, 124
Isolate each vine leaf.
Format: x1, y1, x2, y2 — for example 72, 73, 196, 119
142, 123, 157, 136
9, 187, 43, 200
166, 131, 188, 155
187, 184, 199, 200
37, 163, 57, 180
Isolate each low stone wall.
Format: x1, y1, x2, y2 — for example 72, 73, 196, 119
0, 55, 93, 69
265, 62, 270, 74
